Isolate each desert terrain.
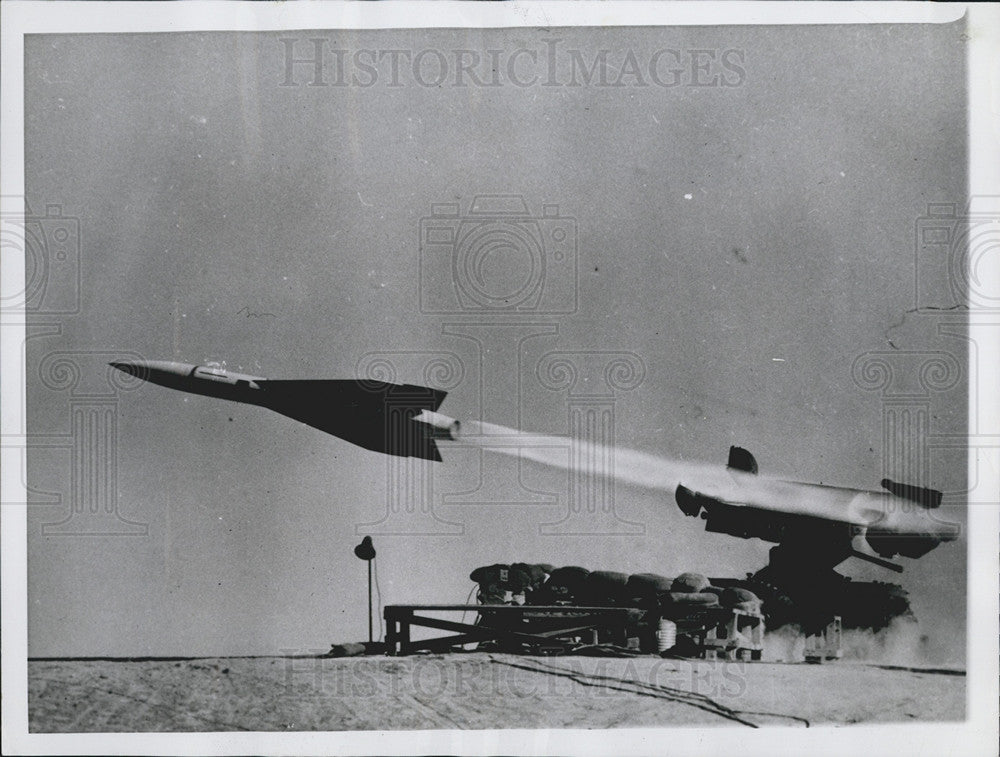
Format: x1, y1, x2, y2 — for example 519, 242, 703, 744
28, 652, 963, 732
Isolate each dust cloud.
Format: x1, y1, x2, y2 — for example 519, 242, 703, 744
763, 618, 963, 668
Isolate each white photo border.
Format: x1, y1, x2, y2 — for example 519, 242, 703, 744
2, 2, 996, 756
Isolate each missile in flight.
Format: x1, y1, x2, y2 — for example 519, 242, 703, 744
109, 359, 459, 461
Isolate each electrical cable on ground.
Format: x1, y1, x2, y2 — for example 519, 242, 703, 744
487, 656, 811, 728
458, 584, 479, 650
459, 584, 477, 625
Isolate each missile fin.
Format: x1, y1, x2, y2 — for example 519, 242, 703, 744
727, 446, 759, 474
425, 440, 443, 463
879, 478, 943, 509
255, 379, 449, 460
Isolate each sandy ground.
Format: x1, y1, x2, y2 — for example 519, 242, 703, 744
28, 653, 964, 732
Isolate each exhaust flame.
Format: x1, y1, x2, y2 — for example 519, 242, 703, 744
412, 410, 461, 440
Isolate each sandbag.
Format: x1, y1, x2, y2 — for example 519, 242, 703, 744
547, 566, 591, 590
326, 642, 366, 658
583, 571, 631, 606
470, 563, 532, 591
477, 587, 507, 605
587, 570, 629, 588
671, 572, 710, 593
663, 591, 720, 607
720, 587, 760, 606
470, 563, 508, 583
511, 562, 549, 588
701, 585, 724, 597
659, 591, 720, 620
626, 593, 660, 611
627, 573, 674, 595
527, 585, 563, 605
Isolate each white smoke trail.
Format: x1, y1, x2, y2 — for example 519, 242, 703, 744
452, 419, 732, 497
446, 419, 952, 542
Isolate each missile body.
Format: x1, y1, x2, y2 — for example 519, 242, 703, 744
110, 360, 458, 461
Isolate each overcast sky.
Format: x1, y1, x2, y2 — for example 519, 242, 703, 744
25, 22, 967, 659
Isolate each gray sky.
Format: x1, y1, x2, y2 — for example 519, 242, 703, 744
26, 23, 967, 659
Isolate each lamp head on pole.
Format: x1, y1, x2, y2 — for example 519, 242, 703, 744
354, 535, 376, 561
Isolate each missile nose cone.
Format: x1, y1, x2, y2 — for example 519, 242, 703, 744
109, 359, 195, 384
109, 360, 146, 379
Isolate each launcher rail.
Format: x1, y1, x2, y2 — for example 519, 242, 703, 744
383, 604, 644, 656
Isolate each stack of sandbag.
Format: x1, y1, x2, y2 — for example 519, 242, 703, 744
469, 563, 533, 604
467, 564, 763, 617
659, 572, 721, 619
530, 565, 590, 605
671, 572, 712, 593
657, 572, 764, 619
625, 573, 674, 609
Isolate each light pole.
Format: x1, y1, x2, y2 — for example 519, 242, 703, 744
353, 535, 376, 642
